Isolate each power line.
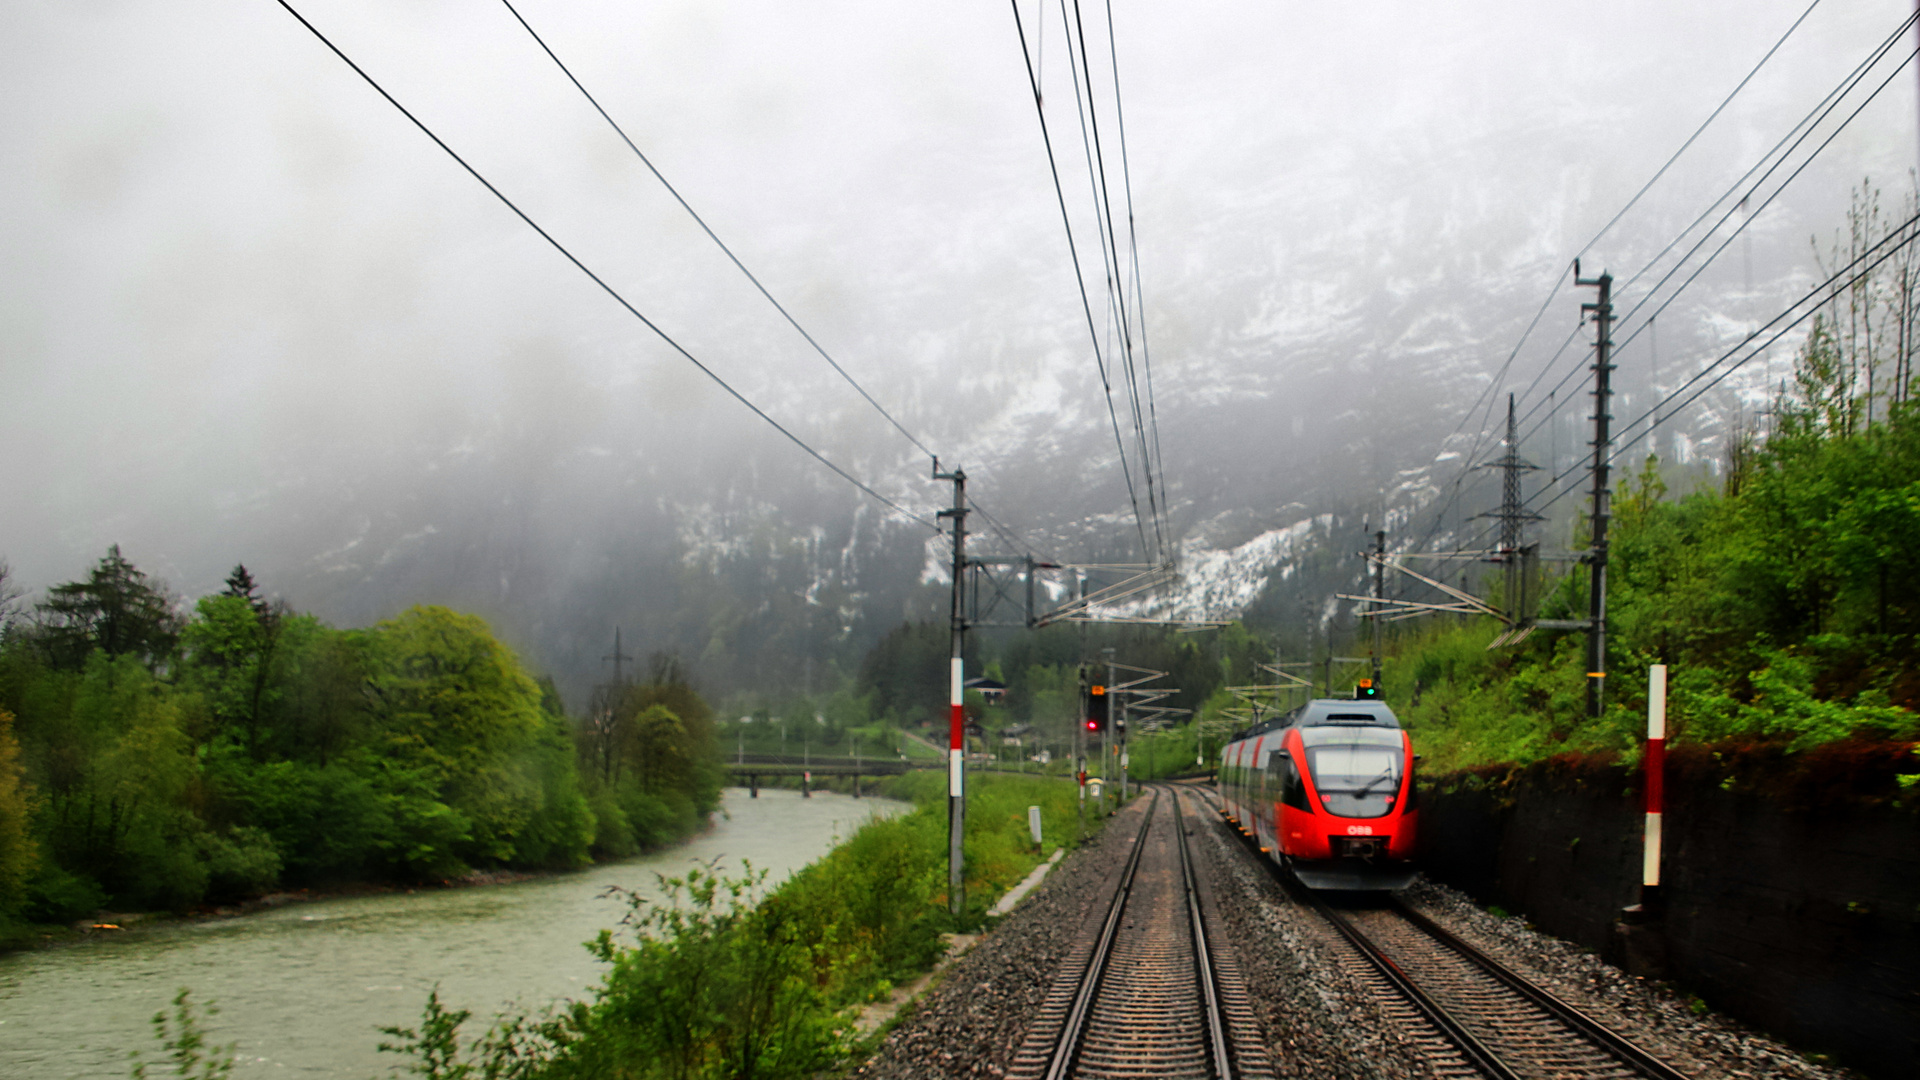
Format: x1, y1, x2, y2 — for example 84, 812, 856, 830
1527, 206, 1920, 524
1423, 0, 1824, 532
1585, 0, 1828, 267
1452, 203, 1920, 563
1008, 0, 1154, 560
1537, 11, 1915, 417
1411, 5, 1902, 554
1508, 11, 1918, 457
1612, 209, 1920, 461
273, 0, 940, 533
1608, 36, 1920, 358
968, 495, 1034, 555
494, 0, 939, 467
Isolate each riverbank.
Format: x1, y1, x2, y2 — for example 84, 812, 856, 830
351, 771, 1103, 1078
5, 838, 697, 957
0, 788, 903, 1080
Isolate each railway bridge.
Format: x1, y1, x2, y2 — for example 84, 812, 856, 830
723, 752, 926, 797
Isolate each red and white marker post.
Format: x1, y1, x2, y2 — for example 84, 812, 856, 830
1642, 664, 1667, 911
950, 656, 966, 798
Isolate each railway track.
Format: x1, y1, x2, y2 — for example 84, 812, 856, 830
1199, 786, 1692, 1080
1008, 787, 1273, 1080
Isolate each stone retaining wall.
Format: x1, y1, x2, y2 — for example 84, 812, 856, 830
1415, 741, 1920, 1080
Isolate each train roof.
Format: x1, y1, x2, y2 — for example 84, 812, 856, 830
1226, 698, 1401, 744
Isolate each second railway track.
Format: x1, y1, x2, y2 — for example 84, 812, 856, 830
1197, 785, 1692, 1080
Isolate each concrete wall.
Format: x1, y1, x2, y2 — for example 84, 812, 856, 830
1417, 742, 1920, 1080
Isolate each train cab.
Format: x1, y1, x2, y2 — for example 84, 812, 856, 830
1218, 698, 1418, 890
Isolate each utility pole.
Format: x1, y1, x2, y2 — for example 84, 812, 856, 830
603, 627, 634, 685
1476, 395, 1543, 628
1075, 572, 1088, 839
934, 461, 968, 918
1576, 263, 1614, 720
1370, 530, 1385, 689
929, 457, 967, 910
1104, 647, 1117, 813
1076, 661, 1089, 837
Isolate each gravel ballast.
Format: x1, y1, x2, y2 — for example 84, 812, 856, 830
847, 789, 1863, 1080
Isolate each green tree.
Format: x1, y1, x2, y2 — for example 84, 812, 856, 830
181, 593, 284, 760
362, 606, 594, 870
0, 708, 40, 925
37, 546, 184, 670
38, 654, 207, 907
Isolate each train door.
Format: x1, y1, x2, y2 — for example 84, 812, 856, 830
1274, 738, 1315, 859
1248, 736, 1273, 850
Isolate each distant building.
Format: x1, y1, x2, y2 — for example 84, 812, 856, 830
965, 676, 1008, 705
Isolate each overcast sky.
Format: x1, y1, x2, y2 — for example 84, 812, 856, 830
3, 0, 1915, 612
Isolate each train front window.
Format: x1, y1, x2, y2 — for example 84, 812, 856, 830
1303, 734, 1403, 819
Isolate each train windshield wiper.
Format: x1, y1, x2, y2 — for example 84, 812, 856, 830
1349, 765, 1399, 797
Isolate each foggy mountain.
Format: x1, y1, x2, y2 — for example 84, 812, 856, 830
3, 0, 1914, 707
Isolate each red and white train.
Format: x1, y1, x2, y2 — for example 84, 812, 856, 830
1217, 697, 1418, 890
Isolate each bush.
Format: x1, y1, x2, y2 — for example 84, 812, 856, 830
198, 827, 282, 904
24, 861, 104, 922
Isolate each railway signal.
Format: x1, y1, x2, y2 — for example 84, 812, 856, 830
1086, 683, 1110, 732
1355, 678, 1381, 700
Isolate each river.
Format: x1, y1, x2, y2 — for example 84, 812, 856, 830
0, 788, 907, 1079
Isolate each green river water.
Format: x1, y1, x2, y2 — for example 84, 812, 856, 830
0, 787, 906, 1079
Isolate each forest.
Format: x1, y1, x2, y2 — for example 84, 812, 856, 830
0, 558, 723, 945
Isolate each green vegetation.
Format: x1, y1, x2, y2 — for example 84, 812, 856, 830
0, 556, 721, 944
129, 989, 236, 1080
375, 772, 1095, 1080
1389, 391, 1920, 771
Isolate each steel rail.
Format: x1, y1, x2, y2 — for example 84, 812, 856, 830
1172, 788, 1235, 1079
1297, 888, 1525, 1080
1387, 899, 1693, 1080
1205, 789, 1519, 1080
1042, 790, 1160, 1080
1205, 780, 1692, 1080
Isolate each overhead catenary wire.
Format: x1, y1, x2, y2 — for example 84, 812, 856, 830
1105, 0, 1167, 554
1058, 0, 1167, 563
272, 0, 941, 533
495, 0, 940, 468
1067, 0, 1167, 557
1061, 0, 1161, 561
503, 0, 1083, 572
1008, 0, 1154, 561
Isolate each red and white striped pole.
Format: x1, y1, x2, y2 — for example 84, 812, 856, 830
936, 462, 968, 919
950, 654, 966, 797
1642, 664, 1667, 911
